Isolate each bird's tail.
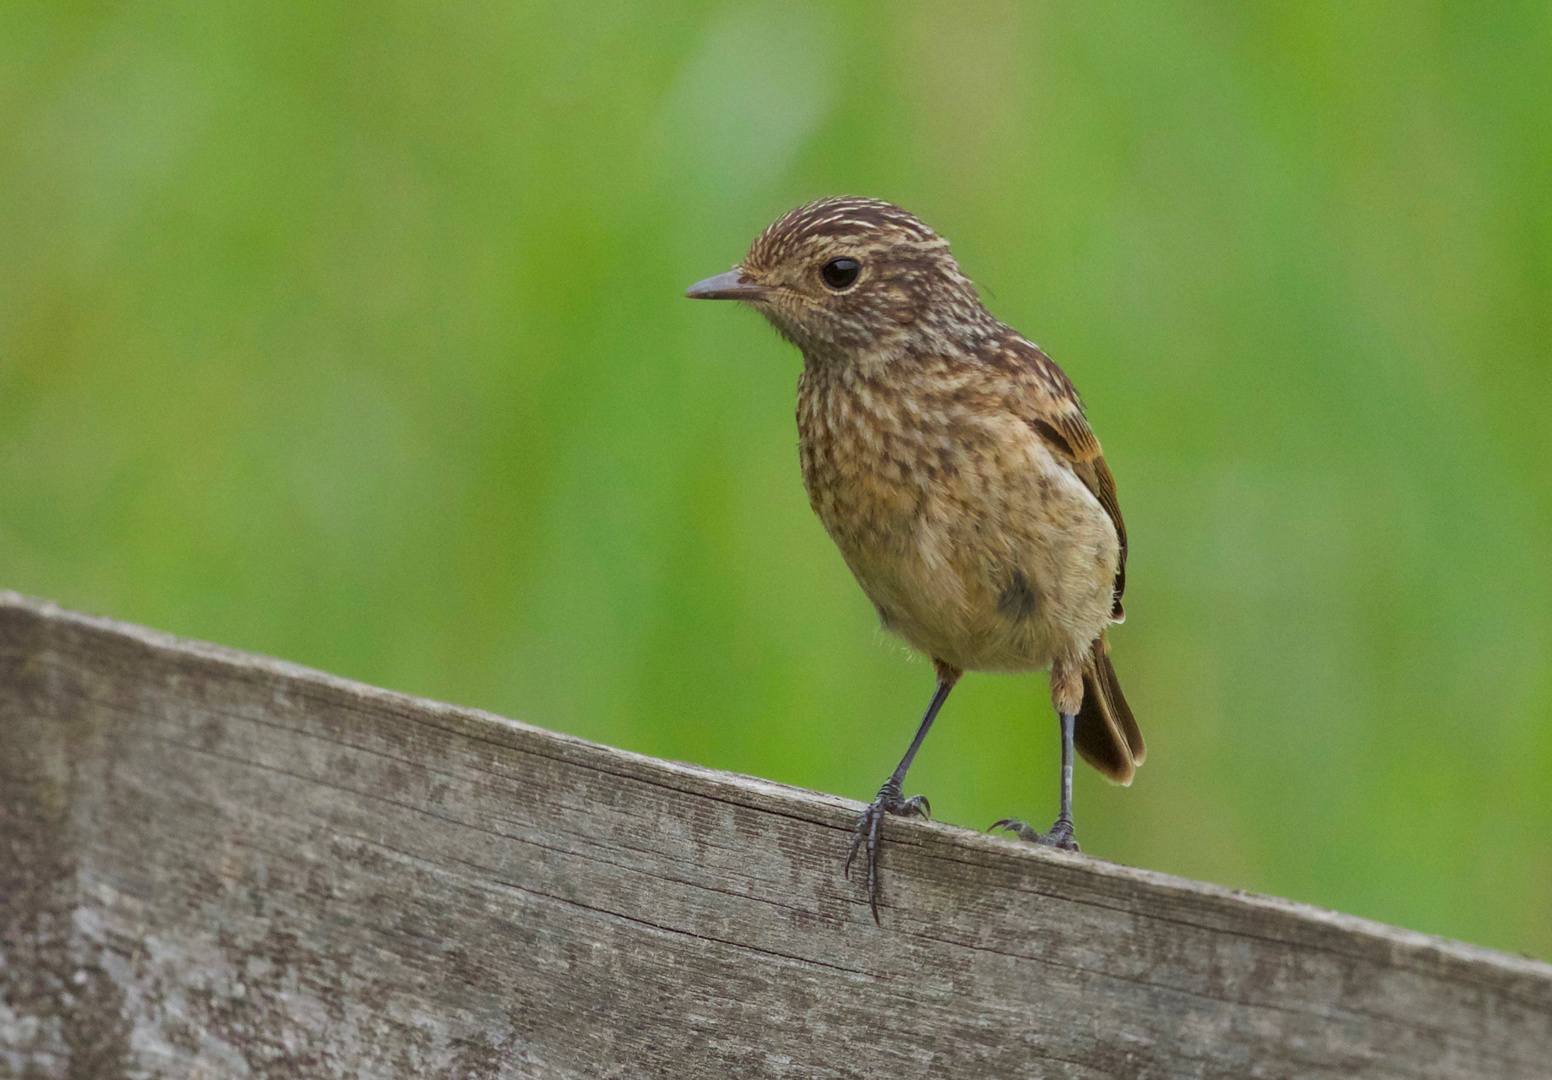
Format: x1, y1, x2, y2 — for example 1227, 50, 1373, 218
1073, 634, 1145, 786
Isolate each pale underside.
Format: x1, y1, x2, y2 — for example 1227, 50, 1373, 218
797, 360, 1120, 676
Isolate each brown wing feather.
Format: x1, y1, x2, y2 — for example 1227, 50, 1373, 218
999, 338, 1140, 776
1072, 455, 1126, 618
1012, 341, 1127, 619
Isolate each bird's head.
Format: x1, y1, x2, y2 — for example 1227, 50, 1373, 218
687, 197, 994, 365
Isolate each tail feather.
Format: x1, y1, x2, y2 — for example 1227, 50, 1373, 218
1097, 637, 1144, 766
1073, 635, 1144, 785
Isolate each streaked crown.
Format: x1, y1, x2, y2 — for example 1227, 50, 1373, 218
719, 196, 998, 364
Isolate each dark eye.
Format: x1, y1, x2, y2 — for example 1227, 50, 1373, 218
820, 257, 861, 291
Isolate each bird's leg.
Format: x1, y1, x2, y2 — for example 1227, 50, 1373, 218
846, 661, 960, 922
992, 710, 1081, 852
1046, 709, 1079, 848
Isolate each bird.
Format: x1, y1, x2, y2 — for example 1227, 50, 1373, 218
686, 196, 1142, 922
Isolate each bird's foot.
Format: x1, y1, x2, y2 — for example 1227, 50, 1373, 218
991, 815, 1080, 852
845, 780, 930, 923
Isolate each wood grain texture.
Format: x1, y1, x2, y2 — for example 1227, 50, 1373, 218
1, 592, 1549, 1079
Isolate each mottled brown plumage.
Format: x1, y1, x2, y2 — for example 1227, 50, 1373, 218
687, 196, 1143, 921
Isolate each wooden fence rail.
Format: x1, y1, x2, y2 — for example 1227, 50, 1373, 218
2, 592, 1549, 1078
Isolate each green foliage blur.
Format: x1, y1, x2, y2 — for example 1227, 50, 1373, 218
3, 2, 1549, 955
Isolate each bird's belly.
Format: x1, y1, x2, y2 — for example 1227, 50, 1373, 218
821, 461, 1119, 674
797, 371, 1119, 674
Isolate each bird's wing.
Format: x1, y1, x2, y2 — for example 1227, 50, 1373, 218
1005, 338, 1127, 620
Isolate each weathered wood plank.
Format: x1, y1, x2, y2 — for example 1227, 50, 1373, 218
1, 592, 1548, 1079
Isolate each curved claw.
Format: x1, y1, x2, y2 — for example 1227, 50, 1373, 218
990, 817, 1079, 851
843, 813, 868, 880
989, 817, 1040, 842
845, 784, 932, 923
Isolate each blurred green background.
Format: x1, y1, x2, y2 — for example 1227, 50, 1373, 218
3, 1, 1549, 955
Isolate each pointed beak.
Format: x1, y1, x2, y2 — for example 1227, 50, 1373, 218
685, 269, 768, 301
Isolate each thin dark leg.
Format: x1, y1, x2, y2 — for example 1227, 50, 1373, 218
846, 670, 958, 923
885, 678, 953, 792
991, 710, 1080, 851
1048, 711, 1077, 846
